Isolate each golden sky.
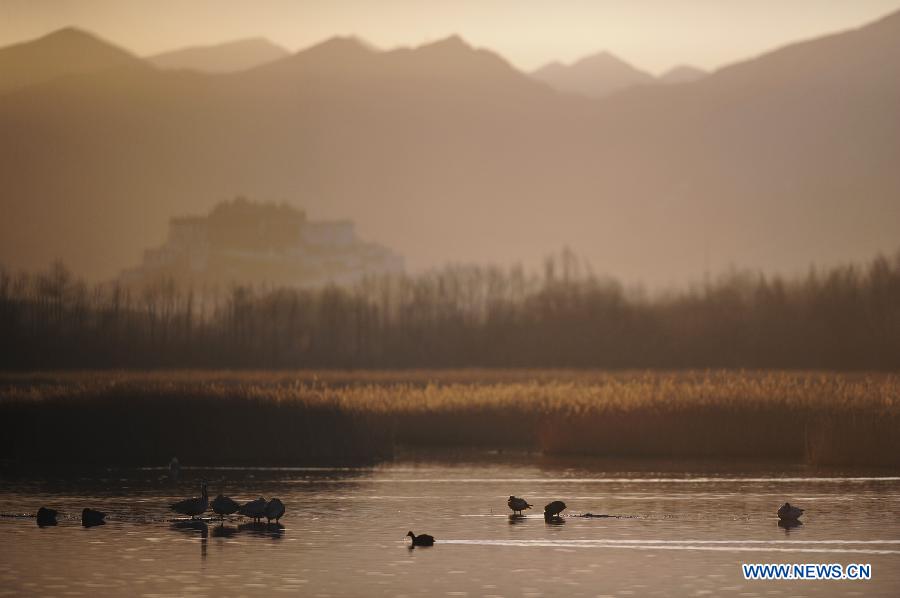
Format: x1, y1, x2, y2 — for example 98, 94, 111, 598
2, 0, 900, 73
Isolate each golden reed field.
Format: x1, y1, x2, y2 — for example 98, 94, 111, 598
1, 370, 898, 468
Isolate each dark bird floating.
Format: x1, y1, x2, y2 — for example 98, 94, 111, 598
777, 502, 804, 521
407, 531, 435, 547
507, 496, 532, 515
544, 500, 567, 518
170, 481, 208, 519
211, 494, 240, 520
82, 508, 106, 527
238, 497, 267, 522
265, 498, 285, 523
36, 507, 58, 527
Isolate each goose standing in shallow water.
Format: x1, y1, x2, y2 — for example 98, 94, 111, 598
507, 496, 532, 515
265, 498, 285, 523
170, 481, 208, 519
407, 531, 434, 546
211, 494, 241, 520
82, 508, 106, 527
239, 497, 267, 522
777, 502, 804, 521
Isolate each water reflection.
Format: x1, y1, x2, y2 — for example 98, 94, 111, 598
3, 457, 900, 597
211, 524, 239, 538
778, 518, 803, 532
507, 514, 528, 525
238, 521, 285, 539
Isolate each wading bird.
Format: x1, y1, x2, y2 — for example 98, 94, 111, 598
238, 497, 267, 522
36, 507, 58, 527
777, 502, 804, 521
544, 500, 567, 518
170, 481, 208, 518
265, 498, 285, 523
407, 531, 435, 547
81, 508, 106, 527
211, 494, 241, 520
507, 496, 532, 515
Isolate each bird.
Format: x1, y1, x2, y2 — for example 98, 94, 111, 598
544, 500, 567, 518
36, 507, 58, 527
169, 457, 180, 481
777, 502, 804, 521
81, 508, 106, 527
265, 498, 285, 524
238, 497, 267, 522
407, 531, 435, 547
507, 496, 532, 515
170, 481, 209, 519
211, 494, 241, 520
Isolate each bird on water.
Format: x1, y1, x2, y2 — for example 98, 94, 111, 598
239, 497, 267, 522
170, 481, 209, 519
36, 507, 58, 527
211, 494, 241, 520
265, 498, 285, 524
777, 502, 804, 521
407, 531, 435, 546
544, 500, 567, 519
169, 457, 180, 481
82, 508, 106, 527
507, 496, 532, 515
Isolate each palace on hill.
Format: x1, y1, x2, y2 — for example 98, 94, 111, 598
122, 198, 403, 287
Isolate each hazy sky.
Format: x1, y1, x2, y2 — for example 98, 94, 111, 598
2, 0, 900, 73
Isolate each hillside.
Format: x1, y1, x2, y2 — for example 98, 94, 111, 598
531, 51, 654, 98
147, 38, 289, 73
0, 27, 141, 95
1, 11, 898, 284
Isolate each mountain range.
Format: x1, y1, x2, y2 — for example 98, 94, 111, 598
147, 38, 289, 72
1, 11, 898, 284
531, 52, 706, 98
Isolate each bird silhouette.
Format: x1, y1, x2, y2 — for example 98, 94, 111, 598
265, 498, 285, 523
36, 507, 58, 527
407, 531, 435, 547
777, 502, 804, 521
211, 494, 240, 520
544, 500, 567, 519
507, 496, 532, 515
81, 508, 106, 527
238, 497, 267, 522
170, 481, 209, 518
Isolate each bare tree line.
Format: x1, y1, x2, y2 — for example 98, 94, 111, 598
2, 249, 899, 370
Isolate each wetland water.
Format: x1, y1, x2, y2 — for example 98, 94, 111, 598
1, 454, 898, 596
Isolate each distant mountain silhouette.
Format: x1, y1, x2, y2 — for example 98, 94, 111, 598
0, 27, 140, 94
532, 51, 654, 98
658, 65, 706, 84
1, 11, 899, 284
147, 38, 289, 72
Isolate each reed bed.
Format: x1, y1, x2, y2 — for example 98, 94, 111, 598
1, 370, 897, 467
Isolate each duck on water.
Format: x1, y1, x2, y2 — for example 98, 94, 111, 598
777, 502, 804, 521
407, 531, 435, 547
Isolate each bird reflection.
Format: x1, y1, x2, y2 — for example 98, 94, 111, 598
508, 514, 527, 525
170, 519, 209, 560
238, 521, 285, 539
544, 515, 565, 526
211, 524, 239, 539
778, 519, 803, 532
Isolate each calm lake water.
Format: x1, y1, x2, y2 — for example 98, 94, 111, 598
1, 453, 898, 597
